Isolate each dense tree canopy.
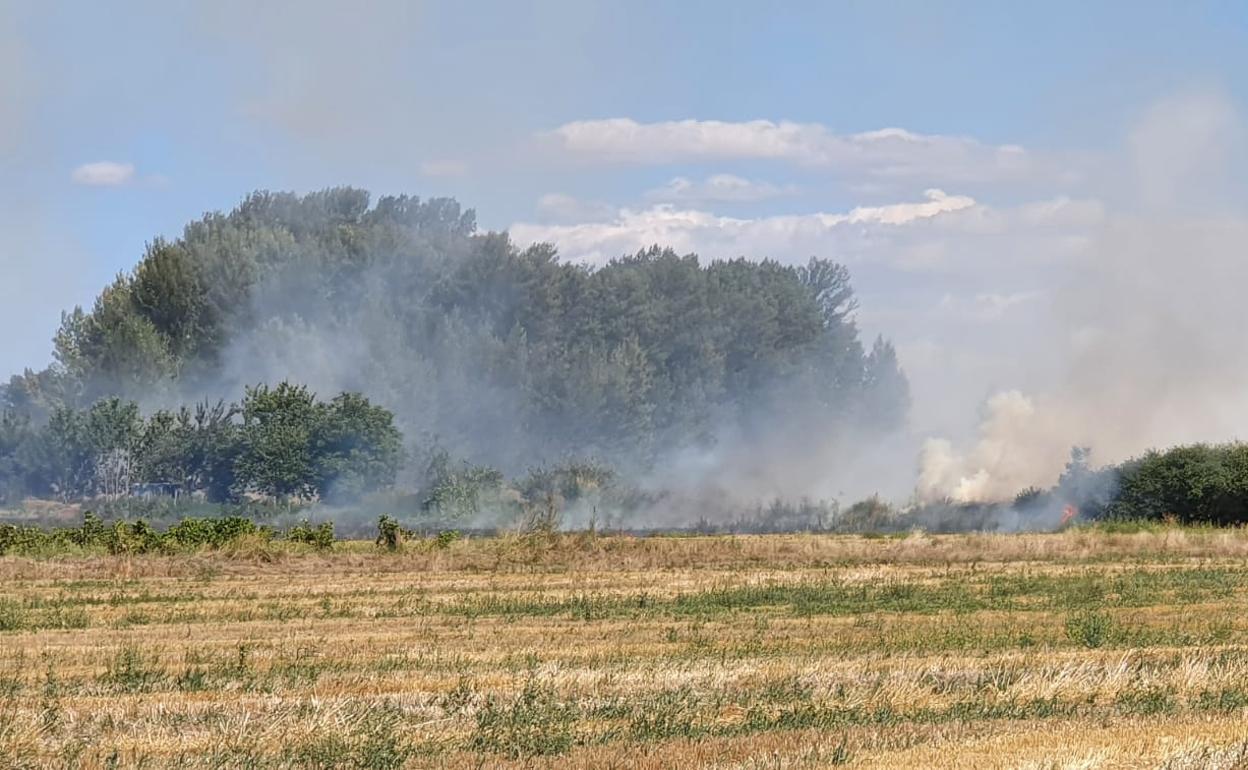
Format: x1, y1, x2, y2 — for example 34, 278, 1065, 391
2, 188, 910, 499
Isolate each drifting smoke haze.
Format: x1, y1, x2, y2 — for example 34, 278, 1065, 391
0, 184, 906, 529
914, 91, 1248, 503
6, 0, 1248, 531
503, 90, 1248, 512
196, 230, 912, 518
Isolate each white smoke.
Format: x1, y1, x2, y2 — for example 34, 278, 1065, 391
918, 90, 1248, 502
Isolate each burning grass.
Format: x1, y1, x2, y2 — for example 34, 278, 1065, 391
2, 528, 1248, 767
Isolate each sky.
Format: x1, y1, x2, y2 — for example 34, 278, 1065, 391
4, 1, 1248, 494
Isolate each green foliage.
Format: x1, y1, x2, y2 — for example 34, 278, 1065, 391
0, 599, 27, 631
0, 410, 33, 503
237, 383, 320, 500
420, 450, 505, 521
0, 511, 320, 557
234, 384, 402, 502
102, 646, 166, 693
0, 384, 398, 506
375, 515, 402, 551
518, 461, 614, 505
27, 407, 93, 500
55, 276, 176, 401
4, 189, 909, 487
130, 239, 209, 360
433, 529, 461, 549
1065, 610, 1114, 649
163, 516, 261, 549
288, 520, 335, 550
1106, 443, 1248, 524
313, 393, 403, 503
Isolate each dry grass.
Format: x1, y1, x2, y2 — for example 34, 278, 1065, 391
3, 529, 1248, 767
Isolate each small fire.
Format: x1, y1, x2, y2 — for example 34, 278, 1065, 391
1060, 504, 1078, 527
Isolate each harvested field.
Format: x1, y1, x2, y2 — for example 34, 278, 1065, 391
3, 528, 1248, 768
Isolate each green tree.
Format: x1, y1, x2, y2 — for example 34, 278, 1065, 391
184, 401, 242, 503
25, 407, 93, 500
131, 239, 209, 360
0, 411, 32, 504
84, 397, 143, 497
3, 188, 912, 486
860, 336, 910, 430
312, 392, 403, 502
236, 383, 320, 501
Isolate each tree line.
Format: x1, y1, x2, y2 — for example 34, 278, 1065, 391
2, 187, 910, 497
0, 383, 401, 504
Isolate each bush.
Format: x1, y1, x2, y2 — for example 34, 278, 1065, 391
376, 515, 402, 551
0, 513, 282, 556
433, 529, 460, 549
837, 496, 898, 533
421, 452, 506, 522
288, 520, 334, 550
1106, 443, 1248, 524
104, 520, 163, 554
164, 516, 259, 549
1065, 610, 1114, 649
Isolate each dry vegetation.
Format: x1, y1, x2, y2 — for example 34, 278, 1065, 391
4, 528, 1248, 768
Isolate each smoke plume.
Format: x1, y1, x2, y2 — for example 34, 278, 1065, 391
918, 90, 1248, 502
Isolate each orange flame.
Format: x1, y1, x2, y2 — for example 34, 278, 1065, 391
1060, 504, 1078, 527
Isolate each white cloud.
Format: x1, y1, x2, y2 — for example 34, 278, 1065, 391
548, 118, 1039, 183
71, 161, 136, 187
511, 188, 976, 265
646, 174, 795, 203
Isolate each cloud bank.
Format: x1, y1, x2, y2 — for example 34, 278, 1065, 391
512, 188, 978, 266
549, 118, 1041, 183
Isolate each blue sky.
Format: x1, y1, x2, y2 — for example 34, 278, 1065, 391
5, 1, 1248, 493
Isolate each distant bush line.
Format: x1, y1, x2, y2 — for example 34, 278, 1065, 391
904, 443, 1248, 531
0, 383, 401, 506
0, 512, 326, 556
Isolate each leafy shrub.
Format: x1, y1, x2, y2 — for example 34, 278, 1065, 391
433, 529, 460, 549
164, 516, 259, 549
104, 520, 163, 554
421, 451, 506, 522
0, 513, 285, 556
837, 496, 898, 533
375, 515, 402, 551
1106, 443, 1248, 524
76, 511, 107, 546
287, 520, 334, 550
1065, 610, 1114, 648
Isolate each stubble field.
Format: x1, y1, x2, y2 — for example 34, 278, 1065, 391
4, 528, 1248, 768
